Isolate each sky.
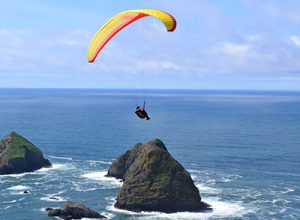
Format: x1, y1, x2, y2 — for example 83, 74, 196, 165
0, 0, 300, 90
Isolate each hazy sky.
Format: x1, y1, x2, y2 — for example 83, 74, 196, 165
1, 0, 300, 90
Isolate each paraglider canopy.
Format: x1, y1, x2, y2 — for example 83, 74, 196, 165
87, 9, 177, 63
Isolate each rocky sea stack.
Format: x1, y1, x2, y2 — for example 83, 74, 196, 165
0, 131, 51, 175
107, 139, 210, 213
46, 202, 106, 219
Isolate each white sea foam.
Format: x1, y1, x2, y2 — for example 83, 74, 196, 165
81, 171, 122, 188
36, 163, 69, 173
107, 198, 248, 220
279, 187, 295, 194
82, 214, 114, 220
40, 192, 67, 202
8, 185, 31, 191
0, 173, 29, 178
4, 205, 12, 210
205, 199, 247, 218
100, 212, 115, 219
190, 174, 197, 180
187, 169, 207, 174
87, 160, 112, 165
188, 169, 242, 184
1, 197, 25, 204
2, 199, 17, 204
220, 174, 242, 183
81, 171, 107, 180
82, 218, 110, 220
7, 185, 31, 196
71, 181, 98, 192
0, 164, 70, 179
196, 184, 221, 195
76, 187, 98, 192
48, 155, 73, 161
272, 198, 291, 205
40, 196, 67, 202
40, 191, 68, 202
11, 191, 30, 195
0, 179, 10, 184
39, 207, 47, 213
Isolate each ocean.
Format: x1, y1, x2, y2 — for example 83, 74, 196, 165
0, 89, 299, 220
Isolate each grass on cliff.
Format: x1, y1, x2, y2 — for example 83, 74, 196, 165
8, 132, 43, 159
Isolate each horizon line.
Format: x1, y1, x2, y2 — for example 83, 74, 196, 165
0, 87, 299, 93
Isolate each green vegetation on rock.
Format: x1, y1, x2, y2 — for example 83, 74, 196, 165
154, 173, 171, 185
108, 139, 211, 213
0, 131, 51, 175
8, 132, 43, 160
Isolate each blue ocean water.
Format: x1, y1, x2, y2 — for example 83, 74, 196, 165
0, 89, 299, 220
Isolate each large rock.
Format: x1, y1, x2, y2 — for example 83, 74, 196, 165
107, 139, 210, 213
46, 202, 106, 219
0, 131, 51, 175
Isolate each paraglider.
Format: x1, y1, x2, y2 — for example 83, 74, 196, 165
87, 9, 177, 63
87, 9, 177, 120
135, 102, 150, 120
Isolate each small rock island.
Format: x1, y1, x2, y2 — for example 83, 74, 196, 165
0, 131, 51, 175
46, 202, 107, 219
107, 139, 210, 213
